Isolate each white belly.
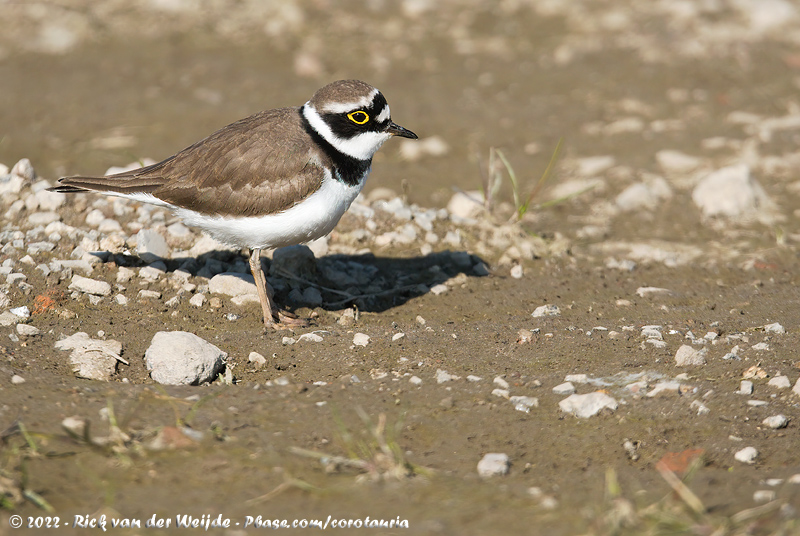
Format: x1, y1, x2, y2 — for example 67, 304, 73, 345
174, 168, 368, 250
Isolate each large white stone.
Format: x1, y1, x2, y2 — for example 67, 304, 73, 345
145, 331, 227, 385
692, 164, 773, 219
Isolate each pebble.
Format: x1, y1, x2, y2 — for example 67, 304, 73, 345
144, 331, 227, 385
692, 164, 773, 219
646, 381, 682, 397
208, 272, 257, 297
248, 351, 267, 369
391, 332, 405, 341
16, 324, 41, 337
763, 322, 785, 334
558, 392, 618, 418
510, 265, 523, 279
767, 375, 791, 389
531, 304, 560, 318
189, 293, 206, 307
10, 306, 29, 319
11, 374, 25, 385
436, 369, 461, 383
509, 396, 538, 413
136, 229, 170, 262
753, 490, 776, 503
675, 345, 707, 366
446, 191, 485, 220
298, 332, 324, 343
493, 376, 510, 389
353, 332, 370, 347
762, 415, 788, 429
564, 374, 588, 383
636, 286, 671, 297
737, 380, 754, 395
734, 446, 759, 465
552, 382, 575, 395
409, 375, 422, 385
68, 274, 112, 296
430, 283, 448, 295
477, 453, 509, 477
54, 331, 123, 381
794, 377, 800, 397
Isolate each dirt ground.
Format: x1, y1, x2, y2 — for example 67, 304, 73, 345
1, 1, 800, 535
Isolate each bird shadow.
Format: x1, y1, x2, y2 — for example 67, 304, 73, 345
156, 248, 489, 314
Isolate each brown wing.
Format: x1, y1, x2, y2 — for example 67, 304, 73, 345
53, 107, 325, 217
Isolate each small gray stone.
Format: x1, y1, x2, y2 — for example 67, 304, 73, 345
55, 332, 123, 381
136, 229, 170, 263
477, 453, 509, 477
270, 245, 316, 280
353, 332, 370, 347
559, 392, 618, 418
762, 415, 788, 429
737, 380, 754, 395
767, 375, 791, 389
734, 446, 758, 464
298, 332, 323, 343
209, 272, 258, 297
531, 304, 560, 318
145, 331, 227, 385
16, 324, 41, 337
69, 274, 112, 296
248, 351, 267, 369
675, 345, 707, 366
552, 382, 575, 395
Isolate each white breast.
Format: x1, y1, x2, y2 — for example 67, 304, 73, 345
174, 167, 369, 250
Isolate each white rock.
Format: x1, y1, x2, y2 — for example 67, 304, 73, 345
69, 274, 111, 296
435, 369, 461, 383
189, 293, 206, 307
446, 190, 484, 219
493, 376, 510, 389
136, 229, 170, 262
767, 375, 791, 389
690, 400, 710, 415
492, 388, 510, 399
656, 150, 702, 173
11, 158, 35, 181
646, 381, 682, 397
16, 324, 41, 337
208, 272, 257, 297
531, 304, 560, 318
575, 155, 615, 176
392, 332, 405, 341
145, 331, 227, 385
565, 374, 589, 383
55, 332, 122, 381
762, 415, 788, 429
510, 265, 523, 279
737, 380, 754, 395
409, 375, 422, 385
248, 352, 267, 369
353, 333, 370, 347
636, 286, 671, 297
558, 392, 618, 418
734, 446, 758, 464
692, 164, 774, 219
753, 490, 776, 503
794, 377, 800, 397
430, 283, 448, 295
477, 453, 509, 477
615, 177, 671, 212
298, 332, 323, 343
552, 382, 575, 395
11, 374, 25, 385
751, 342, 770, 351
509, 396, 538, 413
764, 322, 785, 334
675, 345, 707, 366
115, 294, 128, 305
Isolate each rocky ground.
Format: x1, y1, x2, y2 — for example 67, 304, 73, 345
2, 1, 800, 535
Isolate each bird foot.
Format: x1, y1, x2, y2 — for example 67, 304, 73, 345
264, 309, 311, 330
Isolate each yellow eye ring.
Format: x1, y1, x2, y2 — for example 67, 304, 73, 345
347, 111, 370, 124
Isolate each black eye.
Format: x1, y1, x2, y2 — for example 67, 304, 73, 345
347, 111, 370, 124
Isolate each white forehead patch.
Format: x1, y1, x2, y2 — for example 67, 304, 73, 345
303, 103, 392, 161
376, 104, 391, 123
313, 87, 380, 114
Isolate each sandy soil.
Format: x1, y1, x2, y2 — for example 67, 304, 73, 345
1, 1, 800, 535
